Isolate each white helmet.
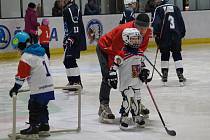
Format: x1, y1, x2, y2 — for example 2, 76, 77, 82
124, 0, 136, 5
122, 28, 142, 48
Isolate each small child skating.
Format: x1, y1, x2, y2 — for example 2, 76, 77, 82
9, 32, 55, 139
38, 18, 51, 59
107, 28, 150, 130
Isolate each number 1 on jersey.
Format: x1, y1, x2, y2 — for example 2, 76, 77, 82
43, 61, 51, 76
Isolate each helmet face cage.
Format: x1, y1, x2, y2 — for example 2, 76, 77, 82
122, 28, 142, 49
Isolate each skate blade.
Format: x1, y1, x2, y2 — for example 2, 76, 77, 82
135, 122, 145, 128
8, 133, 39, 140
60, 85, 81, 91
8, 132, 50, 139
38, 131, 51, 137
180, 82, 185, 87
162, 82, 167, 86
99, 116, 114, 124
120, 125, 129, 131
8, 133, 21, 139
19, 134, 39, 140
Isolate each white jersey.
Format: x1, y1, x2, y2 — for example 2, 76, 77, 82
16, 53, 54, 95
118, 52, 144, 91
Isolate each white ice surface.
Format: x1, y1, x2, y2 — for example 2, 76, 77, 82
1, 45, 210, 140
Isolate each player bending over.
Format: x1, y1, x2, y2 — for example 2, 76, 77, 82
107, 28, 150, 130
9, 32, 55, 139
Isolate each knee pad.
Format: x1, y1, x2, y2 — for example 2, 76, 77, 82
131, 99, 141, 116
120, 92, 131, 115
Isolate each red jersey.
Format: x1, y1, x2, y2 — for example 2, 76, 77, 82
39, 25, 50, 44
98, 21, 152, 68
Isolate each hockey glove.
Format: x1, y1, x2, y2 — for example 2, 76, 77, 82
139, 69, 150, 83
107, 69, 118, 89
63, 37, 74, 49
9, 83, 21, 98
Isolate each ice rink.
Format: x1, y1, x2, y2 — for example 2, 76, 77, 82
1, 45, 210, 140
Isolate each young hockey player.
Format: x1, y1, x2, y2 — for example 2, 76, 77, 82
119, 0, 137, 24
62, 0, 87, 89
151, 0, 186, 86
9, 32, 55, 139
108, 28, 150, 130
97, 13, 151, 123
38, 18, 50, 59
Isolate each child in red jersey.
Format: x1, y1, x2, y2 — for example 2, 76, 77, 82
38, 18, 51, 59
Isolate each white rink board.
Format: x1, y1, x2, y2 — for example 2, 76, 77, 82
1, 11, 210, 52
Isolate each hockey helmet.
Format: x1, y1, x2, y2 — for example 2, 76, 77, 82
124, 0, 136, 5
11, 32, 30, 50
122, 28, 142, 48
42, 18, 49, 26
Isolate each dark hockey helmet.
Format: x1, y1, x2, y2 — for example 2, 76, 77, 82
11, 32, 30, 50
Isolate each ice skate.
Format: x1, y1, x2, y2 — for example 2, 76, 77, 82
62, 82, 82, 92
177, 69, 186, 87
162, 75, 168, 86
19, 125, 39, 140
38, 123, 50, 137
120, 116, 129, 130
133, 115, 145, 128
98, 104, 115, 123
140, 104, 150, 118
178, 74, 186, 87
161, 68, 168, 86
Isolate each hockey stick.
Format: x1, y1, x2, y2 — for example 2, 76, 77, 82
145, 82, 176, 136
148, 5, 168, 82
146, 48, 159, 82
12, 94, 17, 140
144, 55, 162, 81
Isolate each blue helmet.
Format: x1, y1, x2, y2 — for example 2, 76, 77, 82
11, 32, 30, 50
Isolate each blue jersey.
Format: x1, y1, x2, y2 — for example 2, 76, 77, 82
119, 8, 135, 24
63, 2, 86, 51
151, 4, 186, 39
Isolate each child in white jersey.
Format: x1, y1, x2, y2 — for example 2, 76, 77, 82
9, 32, 55, 139
107, 28, 150, 130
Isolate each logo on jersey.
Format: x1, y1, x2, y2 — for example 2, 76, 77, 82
0, 25, 11, 49
132, 65, 140, 78
86, 19, 103, 44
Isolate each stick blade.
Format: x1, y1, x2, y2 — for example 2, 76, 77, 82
166, 129, 176, 136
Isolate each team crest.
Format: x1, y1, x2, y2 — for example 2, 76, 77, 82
132, 65, 140, 78
0, 25, 11, 49
86, 19, 103, 44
